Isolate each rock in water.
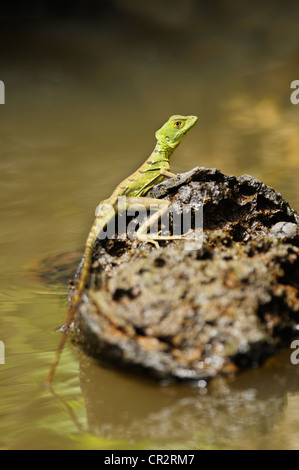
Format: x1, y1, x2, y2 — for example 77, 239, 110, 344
72, 167, 299, 382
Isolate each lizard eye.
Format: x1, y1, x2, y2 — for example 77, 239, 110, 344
174, 121, 182, 128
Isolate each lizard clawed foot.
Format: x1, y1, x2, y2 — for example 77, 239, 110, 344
137, 236, 160, 249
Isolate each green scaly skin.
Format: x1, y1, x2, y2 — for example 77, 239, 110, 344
46, 114, 198, 384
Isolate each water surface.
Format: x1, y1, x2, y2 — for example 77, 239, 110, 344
0, 3, 299, 449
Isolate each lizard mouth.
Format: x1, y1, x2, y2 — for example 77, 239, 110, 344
182, 116, 198, 134
186, 116, 198, 131
189, 115, 198, 126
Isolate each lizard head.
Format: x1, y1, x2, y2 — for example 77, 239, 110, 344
155, 115, 198, 149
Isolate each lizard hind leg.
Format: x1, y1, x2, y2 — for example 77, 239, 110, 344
125, 197, 171, 249
125, 196, 186, 246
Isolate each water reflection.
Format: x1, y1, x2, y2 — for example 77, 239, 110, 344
78, 349, 299, 449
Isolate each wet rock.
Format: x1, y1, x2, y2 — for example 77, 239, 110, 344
270, 222, 299, 243
72, 167, 299, 382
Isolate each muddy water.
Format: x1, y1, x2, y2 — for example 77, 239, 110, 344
0, 3, 299, 449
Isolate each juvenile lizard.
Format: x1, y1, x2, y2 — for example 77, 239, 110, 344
46, 114, 198, 384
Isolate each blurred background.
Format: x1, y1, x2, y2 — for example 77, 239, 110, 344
0, 0, 299, 450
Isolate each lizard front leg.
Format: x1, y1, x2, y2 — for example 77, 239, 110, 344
159, 168, 177, 178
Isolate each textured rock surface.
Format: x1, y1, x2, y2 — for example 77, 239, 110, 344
71, 167, 299, 382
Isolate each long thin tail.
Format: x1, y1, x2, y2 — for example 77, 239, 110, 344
45, 228, 97, 385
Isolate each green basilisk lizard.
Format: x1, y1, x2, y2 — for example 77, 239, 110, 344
46, 114, 198, 385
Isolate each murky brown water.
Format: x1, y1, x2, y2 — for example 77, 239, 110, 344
0, 2, 299, 449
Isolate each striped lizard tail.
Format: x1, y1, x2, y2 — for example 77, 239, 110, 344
45, 227, 97, 385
